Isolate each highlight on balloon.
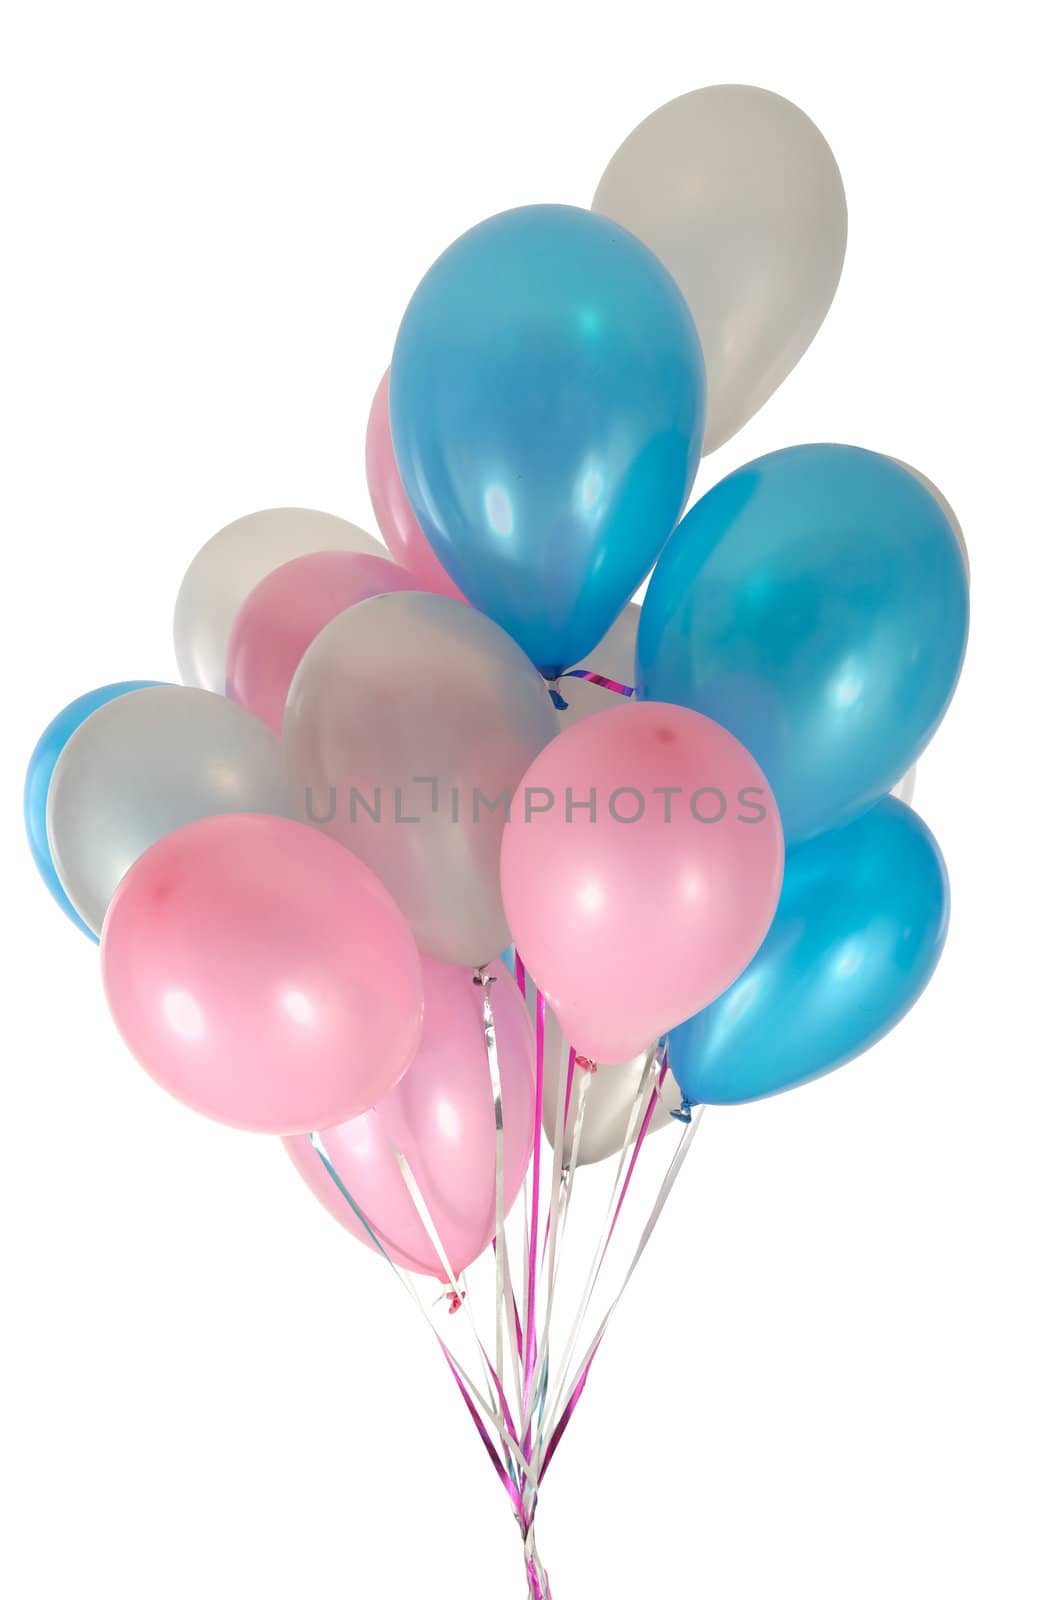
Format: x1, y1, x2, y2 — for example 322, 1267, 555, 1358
24, 83, 968, 1599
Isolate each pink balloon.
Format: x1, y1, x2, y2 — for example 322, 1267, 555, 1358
285, 958, 534, 1277
226, 550, 425, 733
366, 368, 466, 602
101, 813, 424, 1135
500, 702, 784, 1063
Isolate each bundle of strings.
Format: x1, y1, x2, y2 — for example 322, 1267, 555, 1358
311, 957, 701, 1596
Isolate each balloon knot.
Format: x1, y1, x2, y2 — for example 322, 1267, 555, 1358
574, 1055, 597, 1074
671, 1096, 693, 1125
446, 1290, 465, 1315
547, 681, 569, 711
472, 967, 496, 988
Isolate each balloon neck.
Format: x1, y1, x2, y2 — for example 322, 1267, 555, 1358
546, 679, 569, 712
671, 1095, 693, 1125
472, 965, 496, 989
574, 1055, 597, 1075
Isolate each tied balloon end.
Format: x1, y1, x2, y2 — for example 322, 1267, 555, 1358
433, 1284, 467, 1315
546, 679, 569, 712
575, 1054, 597, 1075
472, 965, 497, 990
671, 1094, 693, 1125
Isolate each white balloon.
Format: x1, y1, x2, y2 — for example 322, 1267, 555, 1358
174, 508, 378, 693
593, 85, 847, 454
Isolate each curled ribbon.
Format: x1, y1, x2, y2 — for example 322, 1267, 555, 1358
547, 670, 635, 710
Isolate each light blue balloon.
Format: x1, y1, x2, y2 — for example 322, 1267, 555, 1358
24, 682, 166, 939
637, 445, 969, 842
668, 798, 949, 1106
390, 205, 706, 676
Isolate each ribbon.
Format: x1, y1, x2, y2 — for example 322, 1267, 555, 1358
523, 989, 546, 1422
540, 1107, 703, 1484
547, 670, 635, 710
561, 669, 635, 696
527, 1050, 660, 1490
474, 965, 519, 1419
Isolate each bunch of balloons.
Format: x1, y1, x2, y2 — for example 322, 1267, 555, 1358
24, 85, 968, 1597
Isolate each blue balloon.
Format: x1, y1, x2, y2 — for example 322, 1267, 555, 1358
668, 798, 949, 1106
637, 445, 969, 842
24, 681, 166, 939
390, 205, 706, 676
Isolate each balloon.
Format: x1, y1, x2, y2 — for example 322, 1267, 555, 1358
226, 550, 426, 734
593, 84, 847, 454
668, 798, 949, 1105
174, 508, 379, 692
285, 592, 559, 967
637, 445, 969, 844
47, 685, 290, 935
500, 702, 784, 1063
101, 813, 424, 1135
390, 204, 706, 675
24, 681, 165, 939
538, 1008, 683, 1168
285, 958, 534, 1275
366, 370, 465, 602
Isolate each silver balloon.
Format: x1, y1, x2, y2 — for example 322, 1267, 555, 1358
174, 508, 379, 692
593, 85, 847, 454
538, 1001, 682, 1168
47, 686, 290, 935
284, 592, 559, 967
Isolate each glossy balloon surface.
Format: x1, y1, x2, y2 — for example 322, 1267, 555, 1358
390, 205, 705, 674
366, 369, 465, 601
174, 508, 378, 692
501, 701, 784, 1062
101, 814, 424, 1133
638, 445, 969, 842
24, 681, 165, 938
668, 798, 949, 1105
285, 592, 559, 966
226, 550, 425, 734
48, 685, 290, 935
594, 84, 846, 453
286, 959, 534, 1275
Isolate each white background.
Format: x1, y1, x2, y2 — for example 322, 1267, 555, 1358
1, 3, 1060, 1596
